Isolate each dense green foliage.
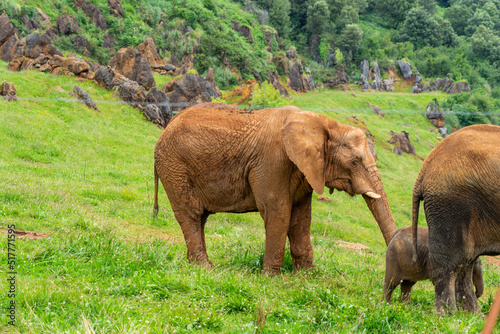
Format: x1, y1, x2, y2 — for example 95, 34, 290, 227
2, 0, 500, 121
250, 80, 290, 107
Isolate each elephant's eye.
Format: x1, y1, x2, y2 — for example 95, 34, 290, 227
351, 160, 359, 166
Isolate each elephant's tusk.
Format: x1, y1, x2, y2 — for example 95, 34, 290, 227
364, 191, 381, 199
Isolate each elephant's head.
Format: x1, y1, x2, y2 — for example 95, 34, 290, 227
282, 110, 397, 245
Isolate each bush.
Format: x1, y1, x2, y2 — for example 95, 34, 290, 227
250, 81, 290, 108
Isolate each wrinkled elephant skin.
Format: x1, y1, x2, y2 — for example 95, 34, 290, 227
154, 104, 396, 274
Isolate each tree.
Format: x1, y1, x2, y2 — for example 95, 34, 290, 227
337, 5, 359, 32
444, 5, 473, 36
465, 9, 494, 36
377, 0, 417, 28
269, 0, 292, 38
420, 0, 436, 14
470, 25, 500, 60
399, 6, 439, 48
306, 1, 330, 36
339, 24, 363, 53
435, 16, 458, 47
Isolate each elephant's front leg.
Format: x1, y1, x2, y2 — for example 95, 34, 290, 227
288, 195, 313, 271
261, 205, 292, 275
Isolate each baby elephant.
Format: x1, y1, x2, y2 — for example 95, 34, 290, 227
383, 226, 483, 303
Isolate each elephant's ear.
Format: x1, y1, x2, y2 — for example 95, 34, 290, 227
282, 111, 327, 195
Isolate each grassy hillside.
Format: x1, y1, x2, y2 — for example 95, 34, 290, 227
1, 64, 500, 333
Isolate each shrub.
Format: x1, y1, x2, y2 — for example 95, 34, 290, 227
250, 81, 289, 108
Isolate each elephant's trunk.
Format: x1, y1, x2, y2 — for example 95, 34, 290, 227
362, 165, 397, 246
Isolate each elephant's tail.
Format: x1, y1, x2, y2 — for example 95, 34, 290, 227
153, 163, 159, 219
411, 177, 423, 263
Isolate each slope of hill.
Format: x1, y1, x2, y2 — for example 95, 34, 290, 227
1, 62, 499, 332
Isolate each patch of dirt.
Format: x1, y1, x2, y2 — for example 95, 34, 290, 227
337, 240, 369, 252
486, 256, 500, 267
0, 229, 50, 240
316, 195, 332, 203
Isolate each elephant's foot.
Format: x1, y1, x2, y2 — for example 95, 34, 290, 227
292, 256, 313, 272
262, 265, 282, 276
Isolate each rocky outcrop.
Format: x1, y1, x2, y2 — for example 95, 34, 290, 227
108, 0, 123, 17
108, 46, 155, 90
388, 131, 415, 155
144, 87, 172, 127
103, 33, 115, 49
204, 67, 221, 96
73, 35, 88, 52
268, 69, 289, 97
230, 79, 257, 105
22, 14, 41, 32
288, 62, 313, 93
262, 27, 277, 53
1, 81, 17, 101
0, 12, 15, 46
443, 80, 471, 94
57, 15, 81, 35
36, 8, 51, 27
0, 34, 21, 62
138, 38, 164, 67
95, 65, 115, 89
64, 57, 90, 75
161, 73, 220, 112
25, 33, 62, 58
116, 76, 147, 109
324, 68, 350, 89
73, 84, 101, 113
424, 98, 445, 128
173, 52, 195, 76
231, 20, 253, 43
397, 59, 412, 80
371, 61, 381, 91
75, 0, 108, 30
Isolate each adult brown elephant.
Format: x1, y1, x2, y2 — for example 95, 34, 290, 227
412, 124, 500, 313
154, 103, 396, 275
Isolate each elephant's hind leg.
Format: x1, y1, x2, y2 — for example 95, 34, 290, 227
288, 196, 313, 271
161, 167, 212, 266
400, 280, 416, 302
455, 263, 479, 312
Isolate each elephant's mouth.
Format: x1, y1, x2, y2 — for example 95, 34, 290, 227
327, 179, 355, 196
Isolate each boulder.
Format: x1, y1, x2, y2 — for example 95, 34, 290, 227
231, 20, 253, 43
48, 54, 65, 69
388, 131, 416, 155
22, 15, 41, 32
108, 46, 155, 90
75, 0, 108, 30
36, 7, 51, 27
360, 75, 370, 90
64, 57, 90, 75
272, 54, 289, 75
162, 73, 220, 112
0, 12, 15, 45
1, 81, 17, 101
94, 65, 116, 89
173, 52, 195, 76
145, 87, 172, 127
103, 33, 115, 49
371, 61, 381, 91
137, 38, 164, 67
268, 69, 289, 97
424, 98, 445, 128
288, 62, 307, 92
108, 0, 123, 17
324, 68, 350, 89
73, 84, 101, 113
326, 50, 336, 67
32, 54, 50, 68
25, 33, 62, 58
305, 67, 314, 91
204, 67, 221, 95
361, 59, 369, 80
57, 15, 82, 35
397, 59, 412, 80
7, 57, 23, 71
117, 77, 147, 109
73, 35, 88, 51
0, 33, 19, 62
443, 81, 471, 94
381, 79, 394, 91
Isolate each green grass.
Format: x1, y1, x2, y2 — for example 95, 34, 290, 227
1, 62, 499, 333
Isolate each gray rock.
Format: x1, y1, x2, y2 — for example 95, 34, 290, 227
1, 81, 17, 101
162, 73, 220, 112
0, 12, 15, 45
108, 0, 123, 18
57, 15, 81, 35
73, 84, 101, 113
361, 59, 369, 79
397, 59, 412, 80
108, 46, 155, 90
95, 65, 116, 89
268, 69, 288, 96
371, 61, 381, 91
145, 87, 172, 127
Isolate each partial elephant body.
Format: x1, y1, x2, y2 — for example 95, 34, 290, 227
383, 226, 483, 303
154, 103, 396, 274
412, 124, 500, 312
